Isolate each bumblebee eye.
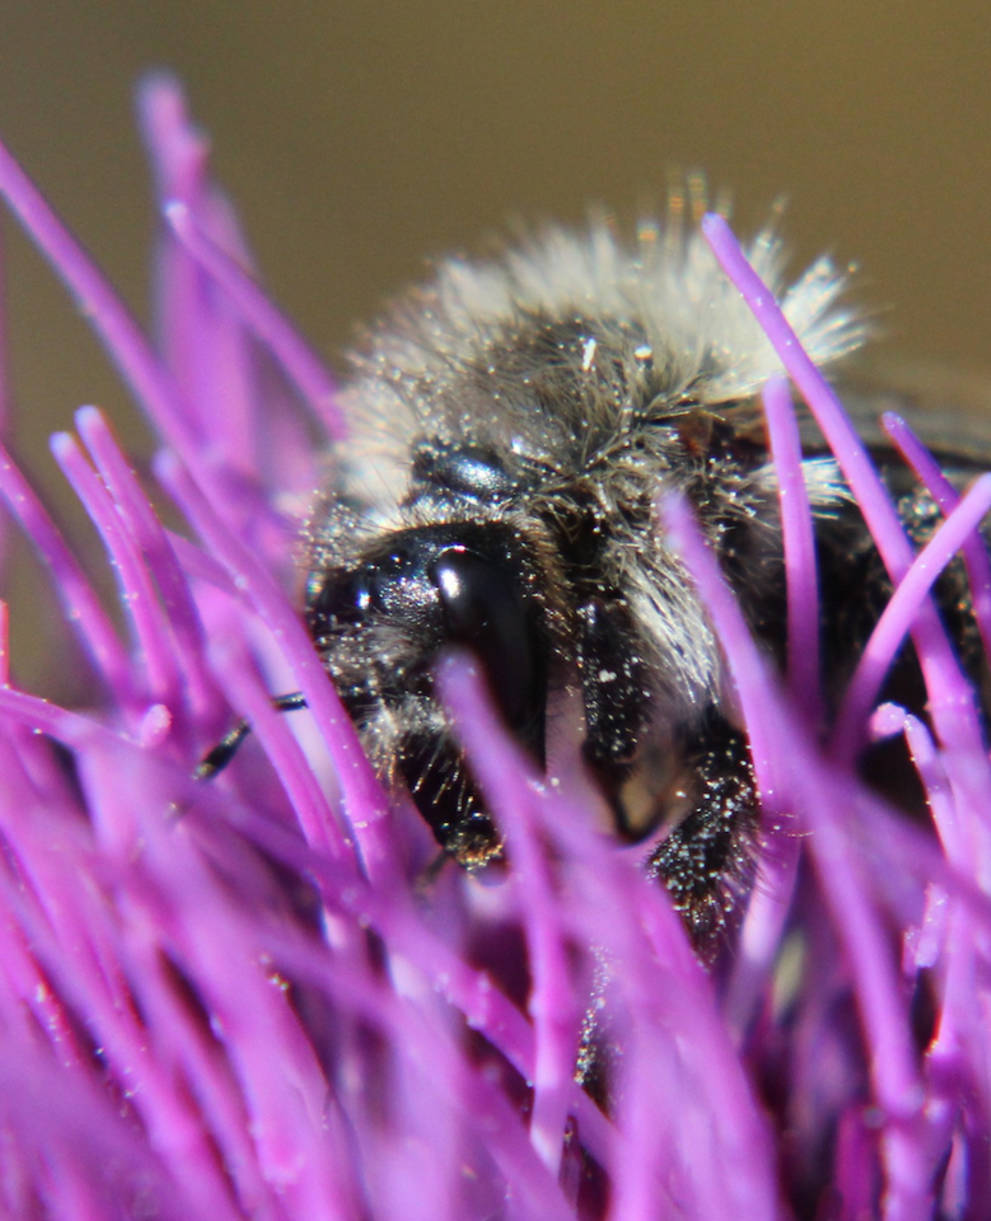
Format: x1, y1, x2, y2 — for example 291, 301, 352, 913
308, 542, 424, 635
429, 546, 544, 734
307, 567, 373, 634
412, 442, 518, 501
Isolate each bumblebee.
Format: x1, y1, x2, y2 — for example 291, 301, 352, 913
204, 205, 991, 951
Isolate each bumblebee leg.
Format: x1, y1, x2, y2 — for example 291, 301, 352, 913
195, 720, 252, 780
646, 713, 759, 953
398, 733, 504, 868
577, 597, 651, 838
194, 692, 308, 779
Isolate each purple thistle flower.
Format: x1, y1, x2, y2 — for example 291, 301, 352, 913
0, 75, 989, 1219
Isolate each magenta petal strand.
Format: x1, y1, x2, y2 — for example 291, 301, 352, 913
761, 374, 821, 718
883, 410, 991, 673
74, 405, 219, 723
50, 429, 182, 710
165, 202, 345, 442
0, 441, 133, 706
835, 474, 991, 755
0, 135, 202, 466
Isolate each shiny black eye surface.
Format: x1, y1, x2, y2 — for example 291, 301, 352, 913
429, 546, 544, 733
412, 442, 519, 501
307, 540, 433, 637
306, 567, 372, 636
306, 523, 549, 754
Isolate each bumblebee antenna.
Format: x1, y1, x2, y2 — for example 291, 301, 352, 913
194, 692, 309, 779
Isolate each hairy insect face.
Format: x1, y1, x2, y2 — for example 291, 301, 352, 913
300, 212, 985, 949
306, 516, 553, 864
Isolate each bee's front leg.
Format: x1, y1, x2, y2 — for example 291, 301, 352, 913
645, 712, 760, 954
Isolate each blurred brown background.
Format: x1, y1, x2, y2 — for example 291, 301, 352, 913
0, 1, 988, 688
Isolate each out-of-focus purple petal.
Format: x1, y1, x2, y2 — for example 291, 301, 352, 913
165, 201, 345, 443
0, 133, 202, 467
74, 405, 219, 724
836, 474, 991, 753
439, 655, 585, 1181
50, 429, 183, 710
883, 410, 991, 674
761, 374, 821, 720
0, 444, 133, 706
